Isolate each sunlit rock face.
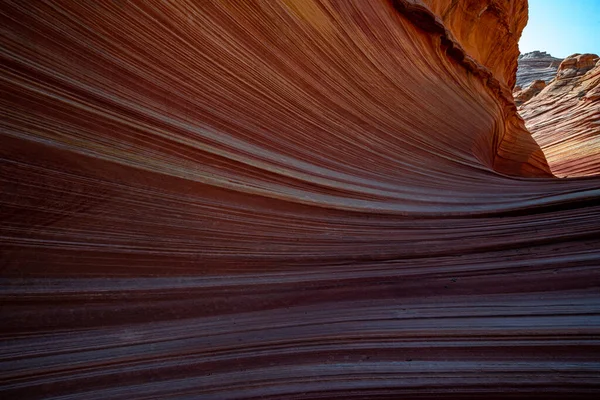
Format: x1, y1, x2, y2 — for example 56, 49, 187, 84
1, 0, 599, 398
521, 54, 600, 177
422, 0, 528, 89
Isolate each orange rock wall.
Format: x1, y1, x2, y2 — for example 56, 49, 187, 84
422, 0, 528, 88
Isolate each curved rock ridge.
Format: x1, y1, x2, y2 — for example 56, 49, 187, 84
411, 0, 551, 176
1, 0, 600, 398
521, 54, 600, 177
516, 50, 563, 88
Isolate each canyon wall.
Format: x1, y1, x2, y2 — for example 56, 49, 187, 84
1, 0, 599, 398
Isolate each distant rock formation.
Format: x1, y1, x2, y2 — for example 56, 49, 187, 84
519, 54, 600, 177
516, 50, 563, 88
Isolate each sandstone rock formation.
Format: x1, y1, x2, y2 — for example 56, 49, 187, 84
520, 54, 600, 177
556, 53, 599, 80
1, 0, 599, 398
516, 50, 563, 88
513, 79, 546, 105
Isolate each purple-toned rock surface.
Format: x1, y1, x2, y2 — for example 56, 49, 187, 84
1, 0, 599, 398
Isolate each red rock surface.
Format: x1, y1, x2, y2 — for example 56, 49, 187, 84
1, 0, 599, 398
520, 54, 600, 177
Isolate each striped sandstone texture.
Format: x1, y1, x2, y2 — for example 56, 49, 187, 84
1, 1, 599, 398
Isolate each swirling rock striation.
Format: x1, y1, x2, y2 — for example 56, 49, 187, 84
1, 0, 599, 398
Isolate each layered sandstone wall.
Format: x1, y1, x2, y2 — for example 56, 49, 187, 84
1, 0, 599, 398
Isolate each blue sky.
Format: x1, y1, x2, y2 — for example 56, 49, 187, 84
519, 0, 600, 58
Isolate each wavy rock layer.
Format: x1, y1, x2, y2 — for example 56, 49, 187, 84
1, 0, 600, 398
520, 54, 600, 178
